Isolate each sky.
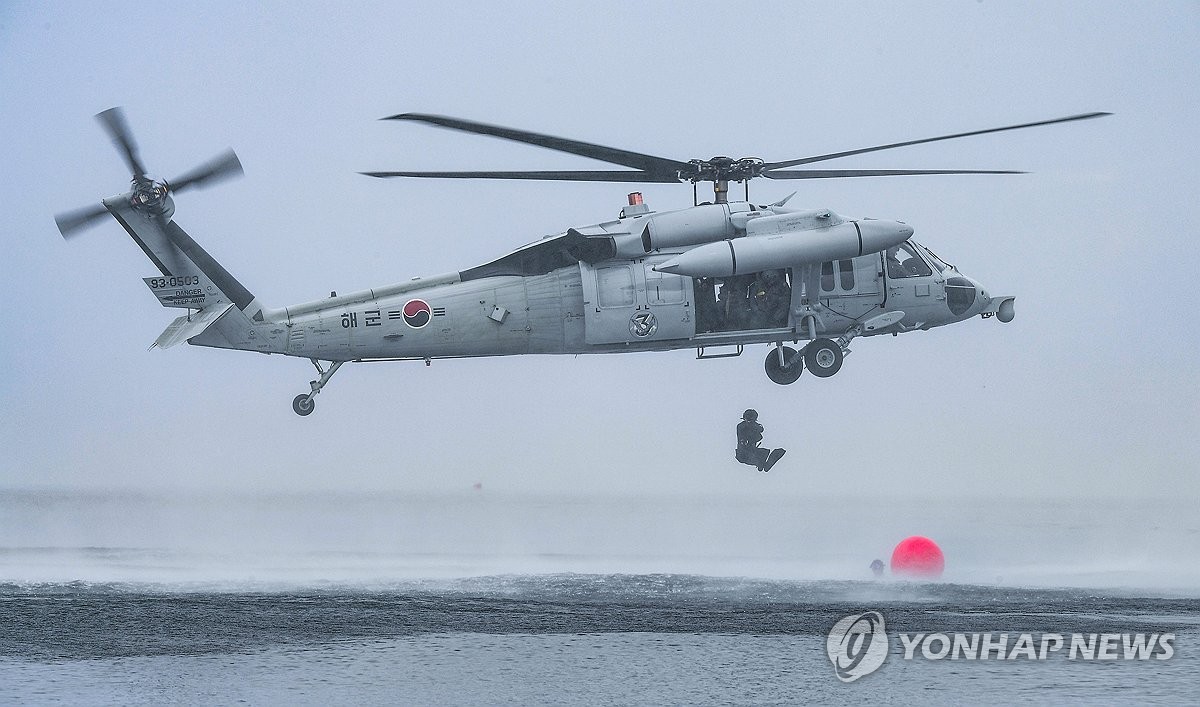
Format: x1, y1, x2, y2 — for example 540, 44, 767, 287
1, 1, 1197, 502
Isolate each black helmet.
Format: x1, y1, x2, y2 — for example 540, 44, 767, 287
742, 409, 758, 421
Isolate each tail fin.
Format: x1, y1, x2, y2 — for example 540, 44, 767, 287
106, 194, 265, 319
105, 195, 287, 353
54, 108, 278, 351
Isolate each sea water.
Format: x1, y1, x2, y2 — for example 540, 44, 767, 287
1, 490, 1196, 704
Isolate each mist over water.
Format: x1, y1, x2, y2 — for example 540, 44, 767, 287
1, 488, 1196, 592
3, 488, 1197, 704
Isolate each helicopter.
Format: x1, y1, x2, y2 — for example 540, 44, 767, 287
55, 109, 1108, 415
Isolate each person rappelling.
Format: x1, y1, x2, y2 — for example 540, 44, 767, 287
735, 409, 786, 472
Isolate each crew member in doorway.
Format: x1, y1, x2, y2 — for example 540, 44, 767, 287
718, 276, 753, 331
750, 269, 791, 328
735, 409, 786, 472
695, 277, 719, 333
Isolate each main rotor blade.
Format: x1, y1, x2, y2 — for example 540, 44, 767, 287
763, 168, 1025, 179
95, 107, 147, 177
55, 203, 110, 238
361, 169, 680, 183
384, 113, 689, 179
167, 149, 244, 193
764, 112, 1111, 169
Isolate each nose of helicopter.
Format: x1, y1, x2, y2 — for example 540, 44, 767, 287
945, 275, 983, 317
942, 273, 1018, 322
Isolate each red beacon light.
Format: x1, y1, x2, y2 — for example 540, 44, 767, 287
620, 191, 650, 219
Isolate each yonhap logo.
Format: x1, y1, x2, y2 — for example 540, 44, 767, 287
825, 610, 1175, 684
827, 612, 889, 682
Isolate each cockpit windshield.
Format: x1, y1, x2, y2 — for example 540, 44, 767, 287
884, 241, 933, 279
918, 243, 954, 273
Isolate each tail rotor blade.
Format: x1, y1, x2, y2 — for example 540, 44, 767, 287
95, 107, 147, 177
55, 203, 110, 238
168, 149, 243, 193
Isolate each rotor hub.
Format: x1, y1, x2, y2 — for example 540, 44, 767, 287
130, 179, 170, 212
679, 157, 765, 184
54, 106, 244, 239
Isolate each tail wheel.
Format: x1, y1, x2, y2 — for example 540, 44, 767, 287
765, 346, 804, 385
804, 338, 843, 378
292, 394, 315, 416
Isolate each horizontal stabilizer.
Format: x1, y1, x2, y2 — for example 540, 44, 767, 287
150, 303, 233, 349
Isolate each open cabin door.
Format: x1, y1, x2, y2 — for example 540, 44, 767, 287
579, 257, 694, 345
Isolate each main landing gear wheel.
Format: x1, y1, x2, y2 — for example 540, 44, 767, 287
292, 394, 315, 416
765, 346, 804, 385
291, 359, 345, 416
804, 338, 843, 378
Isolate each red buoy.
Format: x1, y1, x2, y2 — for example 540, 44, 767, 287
890, 536, 945, 578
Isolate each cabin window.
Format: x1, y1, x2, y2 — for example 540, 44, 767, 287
820, 261, 835, 292
838, 259, 855, 290
597, 266, 635, 307
645, 265, 685, 305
